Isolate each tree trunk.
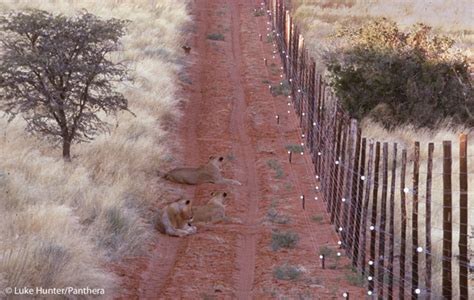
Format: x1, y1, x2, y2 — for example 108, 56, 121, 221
62, 137, 72, 162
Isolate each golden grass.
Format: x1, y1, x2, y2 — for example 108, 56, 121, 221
0, 0, 190, 296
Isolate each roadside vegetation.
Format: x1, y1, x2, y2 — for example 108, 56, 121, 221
0, 0, 190, 295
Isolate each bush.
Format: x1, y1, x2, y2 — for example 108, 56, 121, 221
266, 159, 284, 179
273, 263, 303, 281
267, 208, 290, 224
271, 231, 299, 251
325, 18, 473, 129
207, 33, 225, 40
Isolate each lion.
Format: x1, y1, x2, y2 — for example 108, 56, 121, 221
158, 156, 242, 186
193, 191, 241, 224
153, 198, 197, 237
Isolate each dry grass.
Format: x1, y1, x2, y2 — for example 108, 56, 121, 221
0, 0, 190, 296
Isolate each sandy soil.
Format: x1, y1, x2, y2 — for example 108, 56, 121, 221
120, 0, 367, 299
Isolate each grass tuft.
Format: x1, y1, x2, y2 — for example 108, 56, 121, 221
266, 159, 284, 179
273, 262, 303, 281
271, 80, 290, 96
271, 231, 299, 251
311, 214, 324, 224
267, 208, 290, 224
285, 144, 304, 153
345, 270, 365, 287
207, 33, 225, 41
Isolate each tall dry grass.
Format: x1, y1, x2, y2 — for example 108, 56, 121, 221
290, 0, 473, 297
0, 0, 190, 296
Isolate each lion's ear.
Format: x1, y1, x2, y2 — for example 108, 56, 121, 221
209, 156, 215, 160
211, 191, 216, 196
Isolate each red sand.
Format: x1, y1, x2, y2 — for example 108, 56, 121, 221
117, 0, 366, 299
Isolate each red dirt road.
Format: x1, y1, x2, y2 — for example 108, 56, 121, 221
135, 0, 366, 299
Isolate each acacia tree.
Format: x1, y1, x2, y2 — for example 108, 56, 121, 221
0, 10, 131, 160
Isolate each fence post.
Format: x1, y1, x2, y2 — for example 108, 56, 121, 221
459, 134, 468, 300
442, 141, 452, 299
377, 142, 389, 299
352, 137, 366, 267
342, 119, 358, 246
425, 143, 434, 298
388, 143, 397, 300
348, 127, 362, 256
330, 111, 343, 224
360, 141, 374, 275
368, 141, 380, 295
412, 142, 420, 299
400, 149, 408, 299
335, 118, 348, 232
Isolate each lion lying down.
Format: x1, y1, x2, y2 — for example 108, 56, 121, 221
155, 192, 241, 237
193, 191, 241, 224
158, 156, 242, 186
154, 198, 196, 237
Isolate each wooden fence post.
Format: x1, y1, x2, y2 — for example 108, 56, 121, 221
412, 142, 420, 299
348, 127, 362, 255
442, 141, 452, 299
459, 134, 468, 299
335, 118, 348, 231
377, 143, 389, 299
352, 137, 366, 267
400, 149, 408, 299
360, 141, 374, 275
342, 119, 358, 246
425, 143, 434, 298
368, 142, 380, 294
330, 112, 343, 224
388, 143, 397, 300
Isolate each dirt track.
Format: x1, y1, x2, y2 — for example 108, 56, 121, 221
135, 0, 366, 299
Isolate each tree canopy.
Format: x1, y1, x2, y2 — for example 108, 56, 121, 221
0, 9, 131, 160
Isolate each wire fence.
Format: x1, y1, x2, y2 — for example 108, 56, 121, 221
263, 0, 471, 299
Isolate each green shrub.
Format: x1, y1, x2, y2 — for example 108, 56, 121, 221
319, 245, 335, 258
325, 18, 473, 128
285, 144, 304, 153
273, 262, 303, 281
267, 159, 284, 178
254, 9, 264, 17
271, 80, 291, 96
267, 208, 290, 224
345, 270, 365, 287
271, 231, 299, 251
207, 33, 224, 41
311, 214, 324, 224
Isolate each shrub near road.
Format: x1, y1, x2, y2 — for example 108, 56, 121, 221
325, 19, 473, 128
0, 0, 189, 296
